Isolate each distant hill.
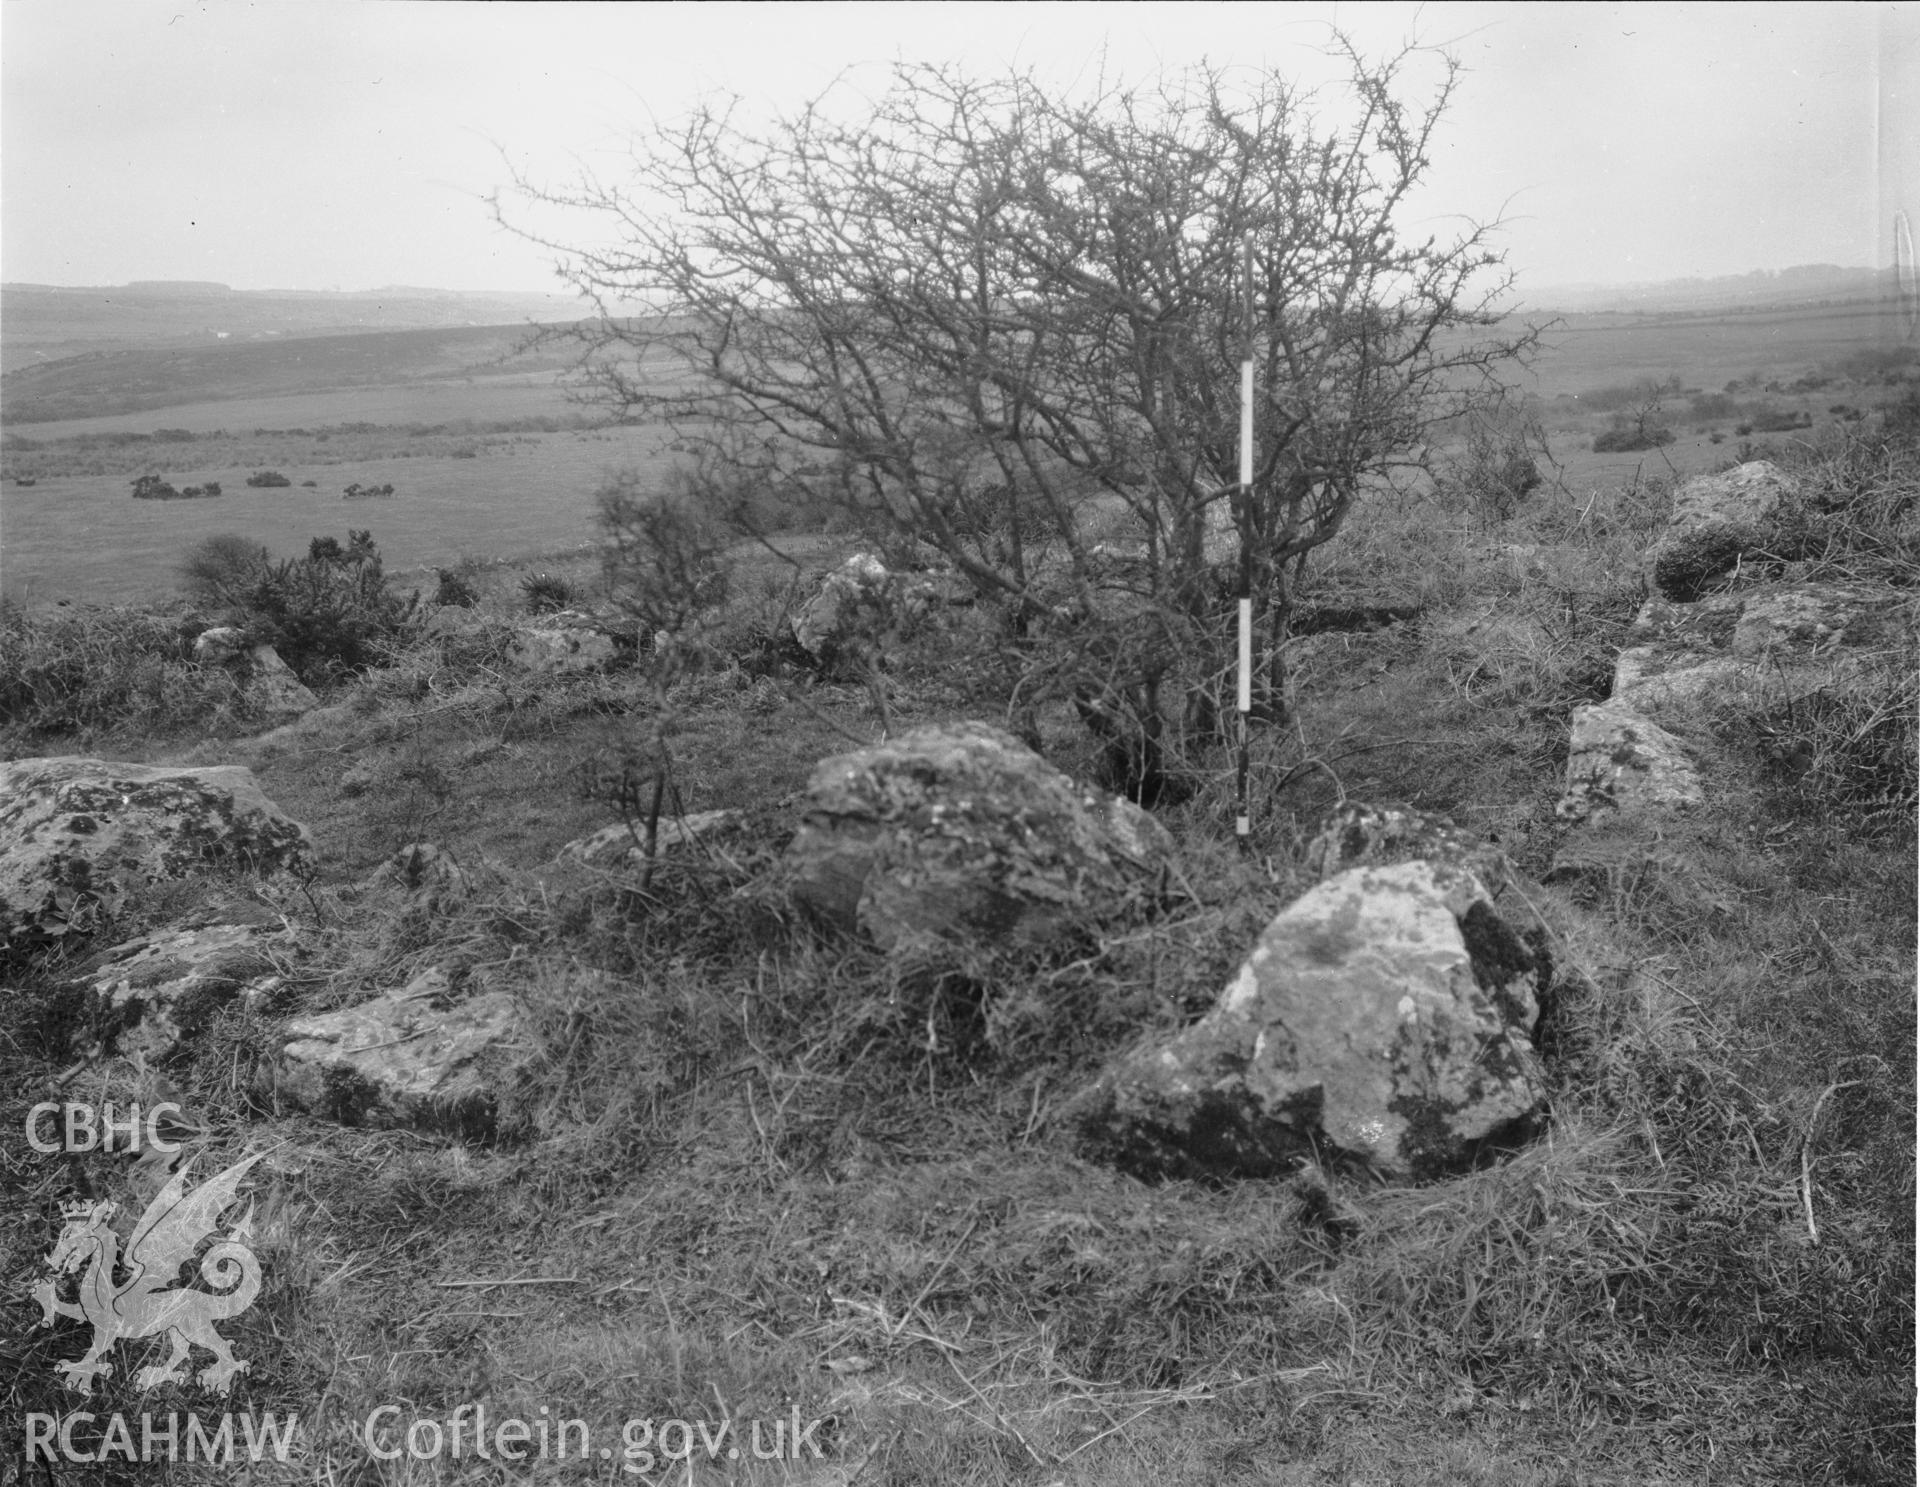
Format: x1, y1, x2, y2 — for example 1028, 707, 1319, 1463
0, 281, 594, 374
1514, 264, 1892, 315
0, 321, 590, 425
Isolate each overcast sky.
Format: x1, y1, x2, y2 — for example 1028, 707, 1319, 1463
2, 1, 1912, 297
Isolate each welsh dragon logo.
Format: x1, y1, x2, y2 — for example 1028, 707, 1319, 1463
31, 1150, 265, 1395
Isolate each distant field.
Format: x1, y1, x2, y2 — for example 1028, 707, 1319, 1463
0, 428, 679, 606
2, 288, 1909, 608
1516, 295, 1905, 401
5, 373, 586, 443
0, 282, 589, 374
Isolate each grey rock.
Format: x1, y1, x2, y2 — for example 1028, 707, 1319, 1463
1614, 581, 1914, 714
360, 843, 478, 912
561, 810, 740, 867
1302, 801, 1503, 883
275, 967, 521, 1136
1647, 461, 1795, 600
85, 922, 286, 1060
194, 631, 319, 721
787, 721, 1171, 952
1305, 802, 1562, 958
508, 611, 618, 674
791, 554, 898, 669
1555, 698, 1704, 824
1068, 860, 1547, 1183
242, 643, 320, 720
0, 758, 314, 949
192, 627, 251, 665
424, 605, 491, 640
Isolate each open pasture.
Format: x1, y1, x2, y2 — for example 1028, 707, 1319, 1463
4, 290, 1908, 608
5, 368, 585, 443
0, 424, 678, 605
1515, 293, 1902, 399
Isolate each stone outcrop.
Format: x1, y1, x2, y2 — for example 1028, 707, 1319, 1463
791, 553, 898, 670
786, 721, 1171, 952
1303, 801, 1505, 883
1612, 580, 1912, 712
193, 629, 319, 722
1552, 458, 1914, 868
0, 758, 315, 949
423, 606, 491, 641
1555, 698, 1706, 825
84, 918, 287, 1060
561, 810, 740, 867
1068, 858, 1548, 1183
1647, 460, 1795, 601
275, 966, 521, 1137
507, 610, 619, 674
191, 626, 251, 664
789, 554, 972, 671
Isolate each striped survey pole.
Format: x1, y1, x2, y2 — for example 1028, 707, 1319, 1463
1235, 237, 1254, 846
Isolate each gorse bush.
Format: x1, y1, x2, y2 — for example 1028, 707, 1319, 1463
1592, 421, 1675, 453
129, 474, 222, 500
179, 534, 272, 609
245, 470, 293, 488
1580, 374, 1684, 413
1748, 406, 1812, 434
434, 565, 479, 608
597, 467, 733, 638
1435, 415, 1547, 522
218, 530, 418, 682
130, 474, 181, 500
519, 571, 578, 615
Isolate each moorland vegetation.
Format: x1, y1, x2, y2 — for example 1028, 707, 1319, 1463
2, 41, 1915, 1487
2, 415, 1912, 1485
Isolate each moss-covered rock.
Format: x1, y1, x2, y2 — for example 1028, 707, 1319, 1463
1647, 460, 1796, 600
0, 757, 314, 951
787, 720, 1171, 953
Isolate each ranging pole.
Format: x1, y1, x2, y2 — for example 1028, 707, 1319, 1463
1235, 237, 1255, 845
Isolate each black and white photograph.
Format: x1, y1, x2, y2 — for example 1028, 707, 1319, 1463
3, 3, 1915, 1482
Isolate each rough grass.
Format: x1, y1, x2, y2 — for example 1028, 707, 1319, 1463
1, 430, 1912, 1485
0, 601, 261, 742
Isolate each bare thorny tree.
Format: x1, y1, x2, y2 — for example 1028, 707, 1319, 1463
502, 38, 1539, 805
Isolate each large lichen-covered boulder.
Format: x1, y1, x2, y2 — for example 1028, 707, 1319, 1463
274, 967, 520, 1137
0, 758, 315, 948
786, 721, 1172, 952
1647, 461, 1796, 601
1067, 860, 1548, 1183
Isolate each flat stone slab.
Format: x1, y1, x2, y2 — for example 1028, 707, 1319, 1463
1556, 698, 1704, 824
1614, 581, 1915, 714
276, 968, 522, 1137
